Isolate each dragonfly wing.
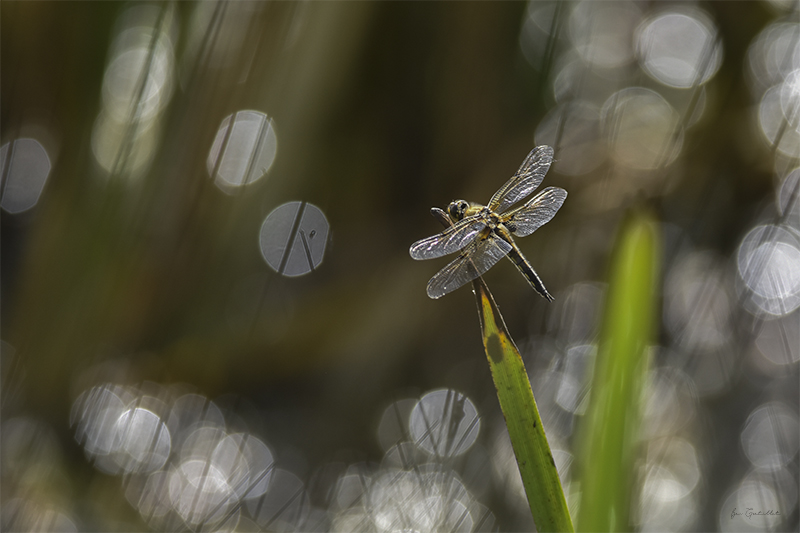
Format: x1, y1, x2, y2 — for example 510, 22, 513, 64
426, 233, 513, 299
409, 217, 486, 260
504, 186, 567, 237
487, 146, 554, 213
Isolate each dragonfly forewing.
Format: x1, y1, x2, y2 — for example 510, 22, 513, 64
504, 186, 567, 238
409, 218, 486, 260
487, 145, 554, 213
426, 232, 513, 299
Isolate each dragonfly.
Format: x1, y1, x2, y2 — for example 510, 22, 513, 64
409, 145, 566, 300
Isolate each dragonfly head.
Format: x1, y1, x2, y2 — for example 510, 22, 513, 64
447, 199, 470, 221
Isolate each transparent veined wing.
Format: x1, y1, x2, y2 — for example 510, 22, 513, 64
409, 217, 486, 260
504, 186, 567, 237
426, 232, 513, 299
487, 145, 554, 214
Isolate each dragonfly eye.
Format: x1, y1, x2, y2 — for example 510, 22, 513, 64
447, 203, 458, 220
447, 200, 469, 221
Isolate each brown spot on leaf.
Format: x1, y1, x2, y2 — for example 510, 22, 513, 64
486, 333, 503, 364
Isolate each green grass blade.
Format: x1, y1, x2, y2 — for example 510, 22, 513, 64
473, 277, 574, 533
575, 210, 661, 532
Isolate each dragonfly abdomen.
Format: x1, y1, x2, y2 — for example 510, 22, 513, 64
505, 245, 554, 301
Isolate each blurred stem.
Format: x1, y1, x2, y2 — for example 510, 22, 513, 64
575, 209, 661, 532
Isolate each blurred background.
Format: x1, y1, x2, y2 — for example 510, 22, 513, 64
1, 1, 799, 531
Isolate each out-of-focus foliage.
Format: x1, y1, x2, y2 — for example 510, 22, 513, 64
1, 1, 798, 532
575, 210, 659, 532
